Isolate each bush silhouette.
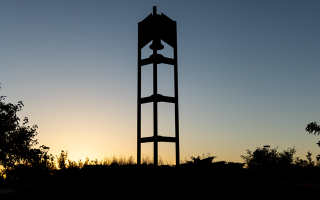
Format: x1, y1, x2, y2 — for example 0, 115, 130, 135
240, 146, 320, 185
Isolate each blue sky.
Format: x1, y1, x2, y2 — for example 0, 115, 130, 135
1, 0, 320, 166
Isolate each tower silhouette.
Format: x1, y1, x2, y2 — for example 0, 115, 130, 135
137, 6, 179, 167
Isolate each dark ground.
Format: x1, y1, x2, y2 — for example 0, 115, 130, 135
1, 165, 320, 199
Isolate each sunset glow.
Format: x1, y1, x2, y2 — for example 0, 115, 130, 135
1, 0, 320, 169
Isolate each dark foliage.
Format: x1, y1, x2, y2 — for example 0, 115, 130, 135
305, 121, 320, 160
1, 152, 320, 199
0, 95, 39, 169
306, 122, 320, 136
0, 85, 54, 180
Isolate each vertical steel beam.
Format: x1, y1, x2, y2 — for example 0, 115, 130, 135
174, 21, 180, 167
137, 29, 141, 166
152, 6, 158, 167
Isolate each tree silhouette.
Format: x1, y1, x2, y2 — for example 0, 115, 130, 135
0, 84, 53, 178
0, 97, 37, 167
306, 122, 320, 136
305, 122, 320, 161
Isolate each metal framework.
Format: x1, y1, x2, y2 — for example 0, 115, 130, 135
137, 6, 179, 167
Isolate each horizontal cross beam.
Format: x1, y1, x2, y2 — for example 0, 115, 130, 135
140, 135, 177, 143
141, 55, 174, 66
140, 94, 176, 104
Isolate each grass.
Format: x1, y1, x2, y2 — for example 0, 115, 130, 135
0, 153, 184, 200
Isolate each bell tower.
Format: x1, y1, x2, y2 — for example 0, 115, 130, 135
137, 6, 179, 167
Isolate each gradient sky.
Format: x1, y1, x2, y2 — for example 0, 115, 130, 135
1, 0, 320, 167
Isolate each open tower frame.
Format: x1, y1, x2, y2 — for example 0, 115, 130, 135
137, 6, 180, 167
